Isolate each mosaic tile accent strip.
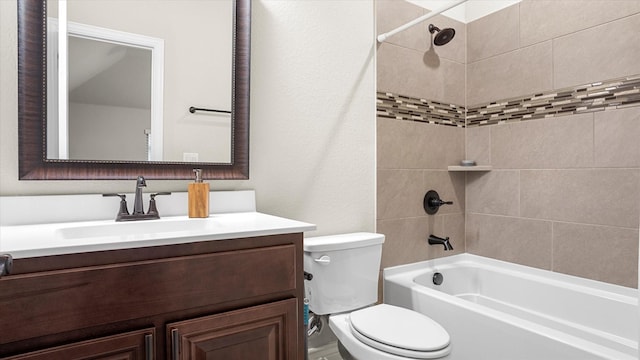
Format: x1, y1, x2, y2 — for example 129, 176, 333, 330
467, 75, 640, 127
376, 93, 465, 127
377, 74, 640, 128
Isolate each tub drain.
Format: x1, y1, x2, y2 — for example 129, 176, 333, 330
432, 272, 443, 285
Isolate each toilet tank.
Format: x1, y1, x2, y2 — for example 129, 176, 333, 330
303, 232, 385, 315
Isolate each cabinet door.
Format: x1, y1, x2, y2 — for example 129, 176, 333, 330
168, 299, 298, 360
4, 328, 155, 360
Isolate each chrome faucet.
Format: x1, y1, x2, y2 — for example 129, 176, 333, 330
428, 234, 453, 251
103, 176, 171, 221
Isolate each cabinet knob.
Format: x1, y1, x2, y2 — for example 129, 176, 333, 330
0, 254, 13, 277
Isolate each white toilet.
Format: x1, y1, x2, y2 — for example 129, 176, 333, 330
304, 233, 451, 360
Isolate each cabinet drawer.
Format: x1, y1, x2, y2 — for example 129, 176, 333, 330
0, 244, 296, 345
3, 328, 155, 360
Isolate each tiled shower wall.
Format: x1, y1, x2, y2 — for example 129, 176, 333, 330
376, 0, 467, 269
376, 0, 640, 288
465, 1, 640, 288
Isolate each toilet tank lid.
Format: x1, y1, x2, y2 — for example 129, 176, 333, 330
304, 232, 384, 252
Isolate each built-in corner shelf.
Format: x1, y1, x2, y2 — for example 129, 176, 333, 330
448, 165, 492, 172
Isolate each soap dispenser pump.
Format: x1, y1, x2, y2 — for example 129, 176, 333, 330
188, 168, 209, 218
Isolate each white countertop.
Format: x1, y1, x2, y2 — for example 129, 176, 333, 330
0, 212, 316, 259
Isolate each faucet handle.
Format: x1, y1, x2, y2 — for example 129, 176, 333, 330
103, 193, 130, 220
147, 192, 172, 216
150, 192, 172, 198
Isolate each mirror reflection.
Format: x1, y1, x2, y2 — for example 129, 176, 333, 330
66, 37, 153, 161
47, 0, 233, 163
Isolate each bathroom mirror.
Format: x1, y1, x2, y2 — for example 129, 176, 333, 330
18, 0, 250, 180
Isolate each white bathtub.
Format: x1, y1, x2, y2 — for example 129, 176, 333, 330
383, 254, 638, 360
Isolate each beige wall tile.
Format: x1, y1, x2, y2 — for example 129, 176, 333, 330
378, 214, 463, 269
441, 213, 466, 255
466, 170, 519, 216
520, 169, 640, 228
377, 169, 425, 219
553, 14, 640, 89
423, 170, 465, 215
377, 42, 466, 105
377, 216, 440, 268
467, 41, 553, 106
466, 213, 553, 270
491, 114, 594, 169
467, 3, 519, 62
376, 0, 427, 51
553, 222, 639, 288
520, 0, 640, 47
594, 107, 640, 168
377, 119, 464, 170
377, 117, 409, 169
465, 126, 491, 165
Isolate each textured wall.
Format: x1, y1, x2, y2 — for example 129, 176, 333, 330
0, 0, 376, 237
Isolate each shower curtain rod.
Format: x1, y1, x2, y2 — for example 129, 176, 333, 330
377, 0, 468, 43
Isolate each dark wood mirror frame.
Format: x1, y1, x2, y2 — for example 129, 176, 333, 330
18, 0, 250, 180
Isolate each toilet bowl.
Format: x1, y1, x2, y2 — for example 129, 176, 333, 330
304, 233, 451, 360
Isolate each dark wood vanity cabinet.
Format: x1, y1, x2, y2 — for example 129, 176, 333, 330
0, 233, 304, 360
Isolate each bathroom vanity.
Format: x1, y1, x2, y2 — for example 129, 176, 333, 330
0, 192, 315, 359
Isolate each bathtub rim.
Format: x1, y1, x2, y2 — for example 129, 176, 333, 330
384, 253, 638, 298
383, 253, 638, 360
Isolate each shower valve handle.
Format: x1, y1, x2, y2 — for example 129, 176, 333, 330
430, 199, 453, 207
424, 190, 453, 215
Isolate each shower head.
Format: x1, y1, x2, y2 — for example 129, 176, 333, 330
428, 24, 456, 46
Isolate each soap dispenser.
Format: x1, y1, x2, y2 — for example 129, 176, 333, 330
188, 168, 209, 218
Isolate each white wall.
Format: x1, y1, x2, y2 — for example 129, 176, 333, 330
68, 102, 150, 161
0, 0, 376, 236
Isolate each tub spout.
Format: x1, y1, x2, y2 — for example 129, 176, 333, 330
428, 234, 453, 251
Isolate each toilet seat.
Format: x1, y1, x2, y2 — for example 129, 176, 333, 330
348, 304, 451, 359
